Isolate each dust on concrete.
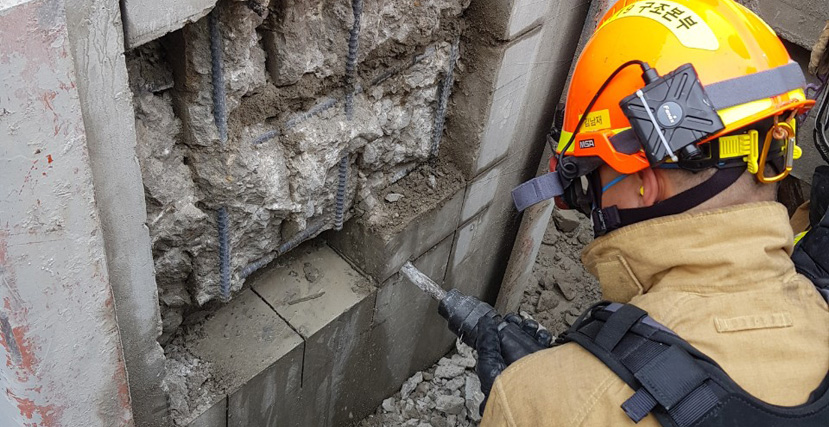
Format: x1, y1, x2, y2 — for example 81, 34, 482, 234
162, 315, 227, 426
364, 157, 466, 237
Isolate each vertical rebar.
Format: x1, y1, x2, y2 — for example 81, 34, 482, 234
334, 155, 348, 230
344, 0, 362, 120
431, 37, 459, 159
209, 8, 228, 145
217, 207, 231, 300
335, 0, 362, 231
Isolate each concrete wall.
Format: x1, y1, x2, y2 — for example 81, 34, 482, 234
126, 0, 471, 344
0, 0, 134, 424
64, 0, 169, 424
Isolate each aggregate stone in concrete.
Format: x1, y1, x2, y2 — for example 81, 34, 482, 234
189, 289, 304, 422
327, 160, 466, 283
261, 0, 469, 86
250, 240, 376, 426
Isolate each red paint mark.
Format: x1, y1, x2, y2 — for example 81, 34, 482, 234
46, 155, 52, 164
39, 91, 56, 111
18, 161, 38, 195
6, 389, 62, 426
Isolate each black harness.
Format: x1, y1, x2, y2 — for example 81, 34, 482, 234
559, 298, 829, 426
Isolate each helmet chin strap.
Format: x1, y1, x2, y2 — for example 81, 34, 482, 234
589, 166, 746, 237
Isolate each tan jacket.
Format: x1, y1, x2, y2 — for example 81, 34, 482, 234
482, 202, 829, 426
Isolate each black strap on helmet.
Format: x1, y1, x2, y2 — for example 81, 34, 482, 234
590, 166, 746, 237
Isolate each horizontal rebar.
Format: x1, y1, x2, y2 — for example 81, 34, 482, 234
252, 129, 279, 145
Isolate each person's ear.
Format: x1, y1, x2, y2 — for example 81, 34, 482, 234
638, 168, 659, 207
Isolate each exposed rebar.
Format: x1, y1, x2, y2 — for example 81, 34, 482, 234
371, 46, 437, 86
217, 207, 231, 300
344, 0, 363, 120
430, 38, 459, 159
238, 221, 327, 280
252, 129, 279, 145
209, 8, 228, 145
334, 155, 349, 230
284, 96, 339, 130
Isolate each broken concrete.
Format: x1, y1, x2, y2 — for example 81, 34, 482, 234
127, 0, 470, 319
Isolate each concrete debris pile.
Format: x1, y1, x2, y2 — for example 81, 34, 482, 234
522, 209, 601, 335
360, 340, 484, 427
125, 0, 470, 345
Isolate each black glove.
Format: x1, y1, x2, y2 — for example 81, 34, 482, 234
475, 314, 553, 414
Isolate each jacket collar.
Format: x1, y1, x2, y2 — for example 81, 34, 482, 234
581, 202, 797, 303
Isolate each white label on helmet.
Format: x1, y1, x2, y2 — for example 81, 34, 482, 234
601, 1, 720, 51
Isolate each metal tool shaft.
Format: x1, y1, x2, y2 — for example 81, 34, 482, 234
400, 261, 447, 301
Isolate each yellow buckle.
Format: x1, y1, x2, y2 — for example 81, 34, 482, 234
718, 130, 760, 173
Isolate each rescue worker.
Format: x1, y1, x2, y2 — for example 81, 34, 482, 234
478, 0, 829, 425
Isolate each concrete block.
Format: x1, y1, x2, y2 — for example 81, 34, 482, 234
461, 164, 502, 222
507, 0, 549, 39
0, 0, 134, 424
250, 241, 377, 426
327, 166, 466, 283
189, 289, 304, 425
361, 235, 457, 405
740, 0, 829, 50
121, 0, 216, 48
187, 397, 227, 427
475, 30, 543, 174
227, 343, 304, 427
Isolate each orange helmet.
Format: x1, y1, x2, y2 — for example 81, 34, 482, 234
513, 0, 815, 235
558, 0, 813, 176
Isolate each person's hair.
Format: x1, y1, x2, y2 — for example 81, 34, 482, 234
658, 166, 778, 212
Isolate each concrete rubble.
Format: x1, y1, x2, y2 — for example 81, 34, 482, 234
125, 0, 471, 346
360, 340, 485, 427
360, 209, 601, 425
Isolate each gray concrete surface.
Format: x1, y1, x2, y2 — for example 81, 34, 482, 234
327, 161, 466, 283
64, 0, 169, 424
188, 289, 304, 425
447, 0, 590, 304
121, 0, 216, 48
739, 0, 829, 50
363, 235, 458, 404
0, 0, 133, 424
251, 241, 377, 426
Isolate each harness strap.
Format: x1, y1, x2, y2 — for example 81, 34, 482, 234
563, 303, 722, 427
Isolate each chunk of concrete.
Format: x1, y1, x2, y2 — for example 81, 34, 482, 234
327, 161, 466, 283
122, 0, 216, 48
250, 241, 377, 426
